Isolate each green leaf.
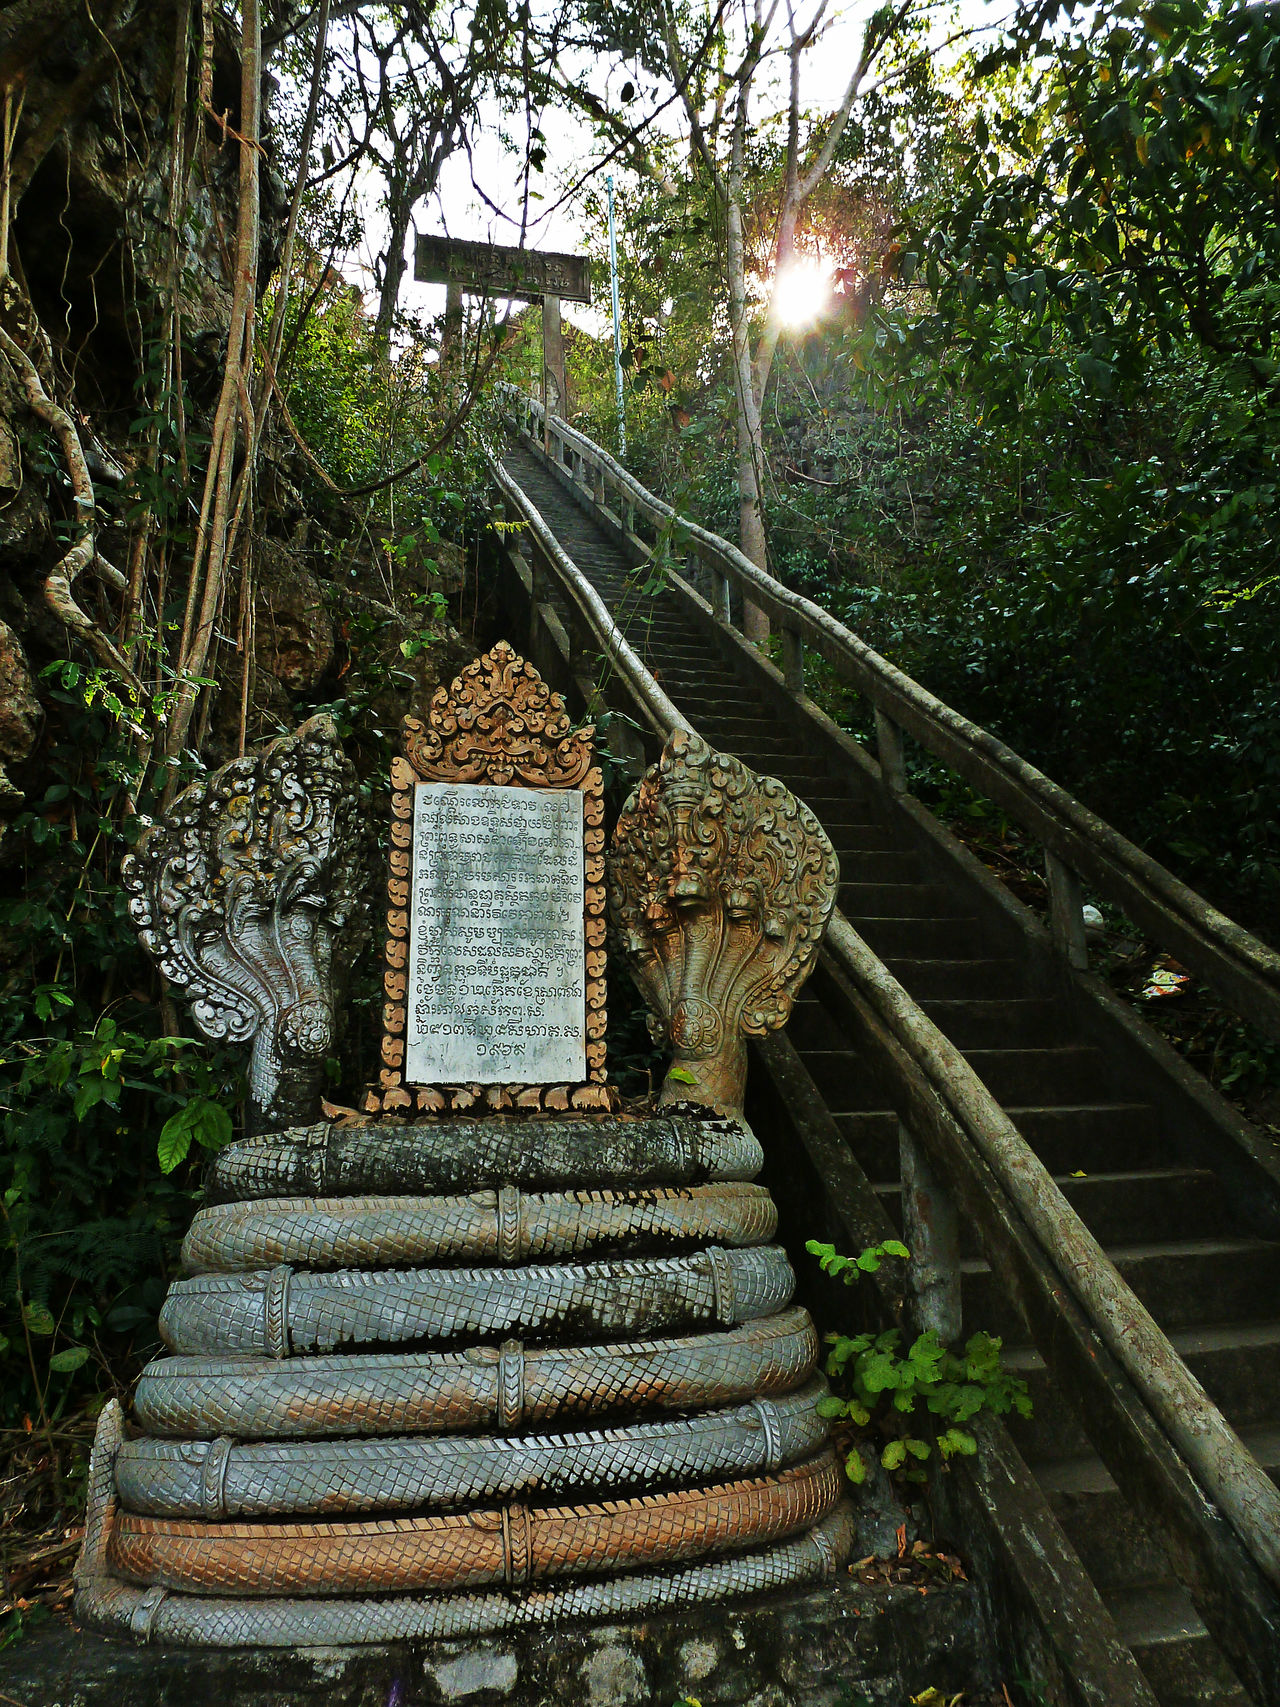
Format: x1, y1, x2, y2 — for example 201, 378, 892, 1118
859, 1350, 902, 1393
881, 1439, 908, 1471
815, 1394, 847, 1418
665, 1066, 697, 1086
158, 1098, 232, 1171
191, 1100, 233, 1152
72, 1077, 108, 1120
48, 1345, 89, 1375
937, 1428, 977, 1458
23, 1302, 55, 1336
157, 1111, 195, 1174
844, 1447, 867, 1485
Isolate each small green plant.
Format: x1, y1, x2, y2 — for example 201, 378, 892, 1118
807, 1239, 1032, 1485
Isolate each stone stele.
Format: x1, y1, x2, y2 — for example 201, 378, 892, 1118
405, 782, 586, 1085
368, 639, 610, 1117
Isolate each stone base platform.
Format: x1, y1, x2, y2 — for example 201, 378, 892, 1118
0, 1577, 995, 1707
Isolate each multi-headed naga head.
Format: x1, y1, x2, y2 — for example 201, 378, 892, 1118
122, 716, 366, 1132
609, 730, 839, 1117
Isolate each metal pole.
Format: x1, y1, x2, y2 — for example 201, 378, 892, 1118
606, 173, 626, 459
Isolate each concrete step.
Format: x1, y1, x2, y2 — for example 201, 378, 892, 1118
880, 956, 1029, 999
1110, 1586, 1254, 1706
960, 1045, 1113, 1105
919, 997, 1062, 1049
829, 846, 924, 880
809, 817, 897, 845
742, 755, 836, 783
803, 1095, 1162, 1189
962, 1238, 1280, 1338
852, 913, 988, 958
792, 991, 1068, 1061
795, 1048, 895, 1112
998, 1103, 1170, 1174
694, 726, 817, 755
1035, 1428, 1280, 1597
874, 1167, 1234, 1250
1005, 1321, 1280, 1458
838, 881, 951, 917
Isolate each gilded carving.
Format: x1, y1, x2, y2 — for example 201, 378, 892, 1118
367, 641, 611, 1116
609, 730, 839, 1116
122, 716, 366, 1132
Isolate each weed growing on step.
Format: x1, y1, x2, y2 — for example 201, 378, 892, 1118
807, 1240, 1032, 1486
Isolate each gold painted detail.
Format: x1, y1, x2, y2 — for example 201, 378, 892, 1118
367, 641, 611, 1117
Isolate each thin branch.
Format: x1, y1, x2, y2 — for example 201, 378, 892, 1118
165, 0, 262, 768
263, 0, 330, 374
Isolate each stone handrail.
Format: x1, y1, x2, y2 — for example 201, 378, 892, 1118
499, 386, 1280, 1044
488, 407, 1280, 1608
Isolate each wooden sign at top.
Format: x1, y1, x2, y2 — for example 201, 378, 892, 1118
414, 234, 591, 305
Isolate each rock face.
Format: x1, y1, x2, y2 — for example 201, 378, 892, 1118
252, 542, 334, 695
0, 0, 469, 826
0, 622, 40, 803
8, 1, 284, 414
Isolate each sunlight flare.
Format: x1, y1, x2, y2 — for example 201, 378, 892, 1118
773, 258, 830, 328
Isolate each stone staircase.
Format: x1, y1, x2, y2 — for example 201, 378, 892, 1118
500, 438, 1280, 1707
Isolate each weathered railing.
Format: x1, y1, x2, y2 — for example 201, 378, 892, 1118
486, 412, 1280, 1705
499, 387, 1280, 1045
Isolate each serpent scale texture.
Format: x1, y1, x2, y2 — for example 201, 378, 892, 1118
205, 1117, 762, 1205
182, 1184, 777, 1274
78, 1507, 856, 1646
159, 1247, 794, 1356
78, 1102, 848, 1641
108, 1453, 840, 1595
133, 1308, 821, 1439
115, 1384, 829, 1517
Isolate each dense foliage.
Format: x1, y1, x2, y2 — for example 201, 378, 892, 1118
563, 0, 1279, 942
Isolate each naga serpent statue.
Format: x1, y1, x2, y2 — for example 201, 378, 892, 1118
77, 654, 849, 1647
121, 714, 367, 1133
609, 728, 840, 1116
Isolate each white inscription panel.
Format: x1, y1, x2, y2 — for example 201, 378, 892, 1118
406, 783, 587, 1085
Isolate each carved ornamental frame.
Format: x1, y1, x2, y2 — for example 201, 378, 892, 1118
365, 641, 611, 1117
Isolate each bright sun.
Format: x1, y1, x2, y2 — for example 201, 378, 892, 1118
774, 259, 830, 328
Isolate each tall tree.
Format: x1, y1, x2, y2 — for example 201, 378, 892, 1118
649, 0, 917, 636
325, 1, 520, 351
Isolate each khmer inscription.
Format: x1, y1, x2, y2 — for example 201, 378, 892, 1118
406, 783, 587, 1084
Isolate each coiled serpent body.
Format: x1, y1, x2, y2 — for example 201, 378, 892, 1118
76, 1116, 847, 1643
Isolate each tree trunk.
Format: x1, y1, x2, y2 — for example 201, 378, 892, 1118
374, 196, 411, 352
725, 182, 770, 641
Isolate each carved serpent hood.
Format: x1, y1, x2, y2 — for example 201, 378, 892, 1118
609, 730, 839, 1116
122, 716, 366, 1131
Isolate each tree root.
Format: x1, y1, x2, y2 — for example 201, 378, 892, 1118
0, 324, 143, 697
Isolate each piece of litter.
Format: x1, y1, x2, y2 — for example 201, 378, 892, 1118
1141, 968, 1191, 1000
